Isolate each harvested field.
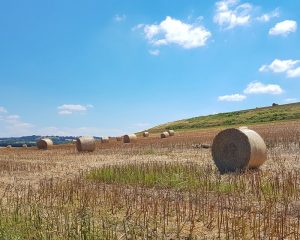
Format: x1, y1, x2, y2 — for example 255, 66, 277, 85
0, 121, 299, 239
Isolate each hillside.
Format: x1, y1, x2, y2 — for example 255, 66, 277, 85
147, 102, 300, 133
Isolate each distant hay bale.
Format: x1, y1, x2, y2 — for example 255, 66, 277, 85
22, 144, 28, 148
6, 145, 12, 149
101, 137, 109, 143
168, 130, 175, 136
143, 132, 149, 137
212, 127, 267, 173
161, 131, 170, 139
123, 134, 137, 143
37, 138, 53, 150
76, 136, 95, 152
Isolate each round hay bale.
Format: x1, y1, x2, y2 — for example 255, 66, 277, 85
123, 134, 137, 143
161, 131, 170, 139
143, 132, 149, 137
76, 136, 95, 152
37, 138, 53, 150
168, 130, 175, 136
6, 145, 12, 149
212, 127, 267, 173
22, 144, 28, 148
101, 137, 109, 143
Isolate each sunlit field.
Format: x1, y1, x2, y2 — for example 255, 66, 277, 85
0, 121, 299, 239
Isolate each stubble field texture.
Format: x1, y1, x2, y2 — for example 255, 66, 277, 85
0, 121, 299, 239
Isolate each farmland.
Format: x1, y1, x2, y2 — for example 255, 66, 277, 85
0, 121, 299, 239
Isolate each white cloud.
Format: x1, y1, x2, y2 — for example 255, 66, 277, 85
0, 106, 7, 113
141, 16, 211, 49
259, 59, 300, 73
0, 110, 33, 137
149, 49, 160, 56
214, 0, 252, 29
284, 98, 298, 103
218, 94, 246, 102
57, 104, 93, 115
58, 110, 73, 115
257, 9, 279, 22
114, 14, 126, 22
244, 82, 283, 95
260, 59, 300, 78
287, 67, 300, 78
269, 20, 297, 36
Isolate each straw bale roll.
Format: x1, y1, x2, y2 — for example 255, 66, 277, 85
143, 132, 149, 137
212, 127, 267, 173
76, 136, 96, 152
123, 134, 137, 143
37, 138, 53, 150
161, 132, 170, 138
168, 130, 175, 136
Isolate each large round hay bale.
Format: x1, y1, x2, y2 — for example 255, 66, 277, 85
168, 130, 175, 136
143, 132, 149, 137
161, 131, 170, 138
6, 145, 12, 149
37, 138, 53, 150
22, 144, 28, 148
123, 134, 137, 143
212, 127, 267, 173
76, 136, 95, 152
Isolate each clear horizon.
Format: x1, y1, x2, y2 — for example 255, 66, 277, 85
0, 0, 299, 138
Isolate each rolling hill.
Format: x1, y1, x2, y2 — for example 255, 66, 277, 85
147, 102, 300, 133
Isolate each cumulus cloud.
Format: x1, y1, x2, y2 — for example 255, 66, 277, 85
287, 67, 300, 78
218, 94, 247, 102
259, 59, 300, 73
260, 59, 300, 78
114, 14, 126, 22
269, 20, 297, 36
140, 16, 211, 49
244, 82, 283, 95
256, 9, 279, 22
214, 0, 252, 29
57, 104, 93, 115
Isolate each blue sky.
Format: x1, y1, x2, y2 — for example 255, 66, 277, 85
0, 0, 299, 137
